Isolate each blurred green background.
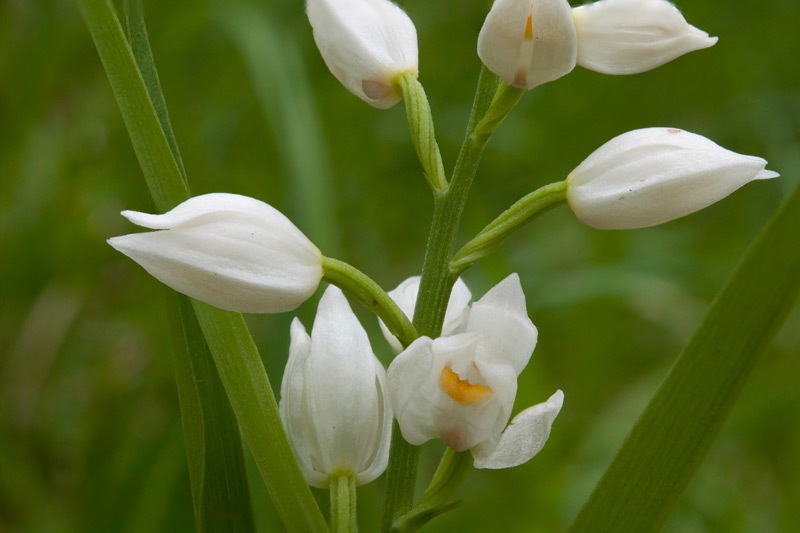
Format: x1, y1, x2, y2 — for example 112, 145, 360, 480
1, 0, 799, 531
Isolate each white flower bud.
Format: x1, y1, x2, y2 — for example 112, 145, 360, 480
306, 0, 418, 109
478, 0, 577, 89
108, 193, 322, 313
280, 286, 392, 487
566, 128, 780, 230
572, 0, 718, 75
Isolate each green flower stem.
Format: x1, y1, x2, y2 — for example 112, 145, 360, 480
397, 72, 448, 194
322, 257, 417, 349
450, 181, 568, 274
79, 0, 327, 530
391, 450, 473, 532
329, 473, 357, 533
382, 66, 522, 531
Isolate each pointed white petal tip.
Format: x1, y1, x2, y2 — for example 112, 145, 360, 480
756, 169, 780, 180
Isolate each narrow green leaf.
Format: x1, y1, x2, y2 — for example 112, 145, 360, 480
79, 1, 328, 529
78, 0, 186, 213
168, 295, 256, 532
569, 180, 800, 531
123, 0, 188, 185
118, 2, 255, 528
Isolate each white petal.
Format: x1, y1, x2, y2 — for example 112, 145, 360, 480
307, 0, 418, 109
467, 273, 538, 375
305, 286, 382, 476
478, 0, 577, 89
379, 276, 472, 352
443, 278, 473, 336
472, 389, 564, 469
573, 0, 717, 75
279, 319, 327, 487
566, 128, 780, 229
355, 357, 393, 485
387, 336, 439, 445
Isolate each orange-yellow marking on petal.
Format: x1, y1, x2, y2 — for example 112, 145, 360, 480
524, 15, 533, 41
439, 364, 494, 406
513, 14, 536, 87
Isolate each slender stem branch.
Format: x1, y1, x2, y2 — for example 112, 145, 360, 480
451, 181, 568, 274
322, 257, 417, 349
329, 473, 357, 533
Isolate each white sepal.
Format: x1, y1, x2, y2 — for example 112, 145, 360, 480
573, 0, 717, 75
379, 276, 472, 352
471, 390, 563, 469
566, 128, 780, 229
108, 193, 322, 313
307, 0, 418, 109
478, 0, 577, 89
279, 286, 392, 487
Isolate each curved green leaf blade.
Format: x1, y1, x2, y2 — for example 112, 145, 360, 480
570, 181, 800, 531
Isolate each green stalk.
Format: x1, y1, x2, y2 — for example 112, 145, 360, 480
450, 181, 568, 274
329, 473, 358, 533
381, 66, 523, 531
322, 257, 417, 349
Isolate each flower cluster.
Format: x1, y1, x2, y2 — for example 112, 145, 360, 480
106, 0, 779, 526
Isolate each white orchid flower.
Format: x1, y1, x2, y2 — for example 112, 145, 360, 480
280, 285, 392, 487
477, 0, 577, 89
566, 127, 780, 230
572, 0, 718, 75
306, 0, 418, 109
108, 193, 322, 313
387, 274, 563, 469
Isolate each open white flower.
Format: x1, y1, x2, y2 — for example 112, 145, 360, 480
478, 0, 577, 89
108, 193, 322, 313
572, 0, 717, 75
280, 285, 392, 487
387, 274, 563, 469
566, 127, 780, 229
307, 0, 418, 109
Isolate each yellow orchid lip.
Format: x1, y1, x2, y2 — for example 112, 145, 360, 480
438, 363, 494, 406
